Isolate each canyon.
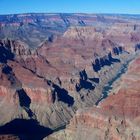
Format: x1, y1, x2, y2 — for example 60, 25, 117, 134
47, 53, 140, 140
0, 13, 140, 140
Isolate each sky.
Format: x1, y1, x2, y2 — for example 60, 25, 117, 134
0, 0, 140, 15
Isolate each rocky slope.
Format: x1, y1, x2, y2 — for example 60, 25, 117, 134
47, 52, 140, 140
0, 13, 140, 139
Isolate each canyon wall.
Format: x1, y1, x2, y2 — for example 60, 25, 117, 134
0, 13, 140, 139
47, 52, 140, 140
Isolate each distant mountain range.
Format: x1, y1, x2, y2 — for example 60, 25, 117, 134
0, 13, 140, 48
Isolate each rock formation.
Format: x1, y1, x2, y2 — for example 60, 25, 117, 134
0, 13, 140, 139
47, 53, 140, 140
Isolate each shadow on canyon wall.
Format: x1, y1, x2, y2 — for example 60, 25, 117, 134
0, 45, 14, 63
52, 84, 74, 106
0, 119, 53, 140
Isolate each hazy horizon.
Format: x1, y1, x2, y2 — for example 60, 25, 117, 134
0, 0, 140, 15
1, 12, 140, 16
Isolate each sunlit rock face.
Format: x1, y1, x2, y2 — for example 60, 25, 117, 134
0, 13, 140, 139
47, 56, 140, 140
